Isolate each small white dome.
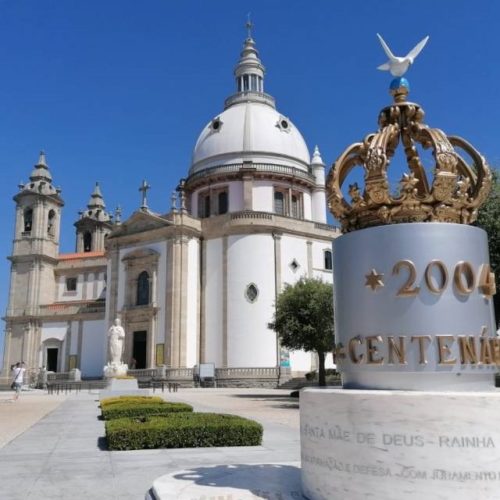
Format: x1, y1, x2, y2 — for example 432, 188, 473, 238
190, 101, 310, 174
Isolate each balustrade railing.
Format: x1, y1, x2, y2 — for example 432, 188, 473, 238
36, 300, 106, 317
215, 367, 279, 379
231, 211, 273, 221
187, 162, 314, 185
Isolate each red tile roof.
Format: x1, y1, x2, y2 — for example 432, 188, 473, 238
58, 251, 105, 261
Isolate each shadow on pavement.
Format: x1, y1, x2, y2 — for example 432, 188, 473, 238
172, 463, 304, 499
97, 436, 108, 450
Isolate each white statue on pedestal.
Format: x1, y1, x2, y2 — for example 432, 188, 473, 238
108, 318, 125, 364
103, 318, 128, 378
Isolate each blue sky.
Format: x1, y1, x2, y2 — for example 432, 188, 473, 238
1, 0, 499, 360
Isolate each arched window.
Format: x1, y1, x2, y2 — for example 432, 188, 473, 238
83, 231, 92, 252
23, 208, 33, 233
218, 191, 228, 215
274, 191, 285, 215
324, 250, 333, 271
136, 271, 150, 306
198, 192, 211, 218
47, 209, 55, 236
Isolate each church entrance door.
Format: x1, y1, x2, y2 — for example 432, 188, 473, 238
133, 331, 147, 369
47, 348, 58, 372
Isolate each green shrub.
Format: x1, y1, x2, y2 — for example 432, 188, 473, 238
105, 413, 263, 450
102, 401, 192, 420
101, 396, 164, 408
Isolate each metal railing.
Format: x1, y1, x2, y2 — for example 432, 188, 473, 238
224, 91, 276, 109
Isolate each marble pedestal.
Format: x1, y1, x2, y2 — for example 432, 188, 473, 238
99, 377, 149, 399
301, 388, 500, 500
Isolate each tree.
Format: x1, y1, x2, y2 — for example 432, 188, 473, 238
475, 169, 500, 324
269, 277, 334, 386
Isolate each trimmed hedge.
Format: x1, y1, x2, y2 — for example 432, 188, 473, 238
105, 413, 263, 450
102, 401, 193, 420
101, 396, 164, 408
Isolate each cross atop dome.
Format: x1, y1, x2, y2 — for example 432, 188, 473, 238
246, 13, 253, 39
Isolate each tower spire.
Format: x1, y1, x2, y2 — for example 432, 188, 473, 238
234, 19, 265, 94
87, 182, 106, 210
79, 182, 111, 222
30, 150, 53, 183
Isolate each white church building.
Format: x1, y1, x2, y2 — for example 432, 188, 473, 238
1, 32, 338, 387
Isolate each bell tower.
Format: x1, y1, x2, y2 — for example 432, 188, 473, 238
2, 152, 64, 376
74, 182, 113, 252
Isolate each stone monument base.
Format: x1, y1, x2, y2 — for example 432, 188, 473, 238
301, 388, 500, 500
99, 377, 150, 400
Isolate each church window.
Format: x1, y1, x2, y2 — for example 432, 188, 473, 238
47, 209, 55, 236
277, 116, 291, 133
211, 117, 222, 132
274, 191, 285, 215
218, 191, 228, 215
245, 283, 259, 303
23, 208, 33, 233
136, 271, 150, 306
237, 77, 242, 92
289, 259, 300, 272
66, 277, 77, 292
198, 192, 211, 218
243, 75, 249, 91
324, 250, 333, 271
83, 231, 92, 252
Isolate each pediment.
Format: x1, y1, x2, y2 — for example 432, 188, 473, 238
122, 247, 159, 261
110, 210, 171, 237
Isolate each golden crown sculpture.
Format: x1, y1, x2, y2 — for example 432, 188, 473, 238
326, 79, 492, 233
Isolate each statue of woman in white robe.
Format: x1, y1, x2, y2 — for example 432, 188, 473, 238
108, 318, 125, 364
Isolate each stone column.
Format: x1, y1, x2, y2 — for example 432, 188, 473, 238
287, 187, 293, 217
199, 238, 206, 363
306, 240, 313, 278
222, 236, 228, 368
242, 174, 253, 210
2, 327, 12, 377
178, 236, 189, 367
107, 247, 120, 322
164, 239, 174, 366
151, 268, 157, 307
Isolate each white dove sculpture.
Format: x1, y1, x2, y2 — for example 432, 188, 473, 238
376, 34, 429, 77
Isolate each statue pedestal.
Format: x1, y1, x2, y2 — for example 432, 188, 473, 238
100, 364, 148, 399
99, 377, 148, 399
103, 362, 128, 378
301, 388, 500, 500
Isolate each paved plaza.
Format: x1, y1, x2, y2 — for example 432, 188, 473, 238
0, 388, 302, 499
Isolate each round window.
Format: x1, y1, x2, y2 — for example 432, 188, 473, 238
245, 283, 259, 303
211, 118, 222, 131
280, 119, 289, 129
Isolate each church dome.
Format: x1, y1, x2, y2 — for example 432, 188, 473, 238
191, 101, 310, 173
189, 33, 310, 176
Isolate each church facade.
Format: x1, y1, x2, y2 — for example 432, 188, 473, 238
1, 33, 338, 387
